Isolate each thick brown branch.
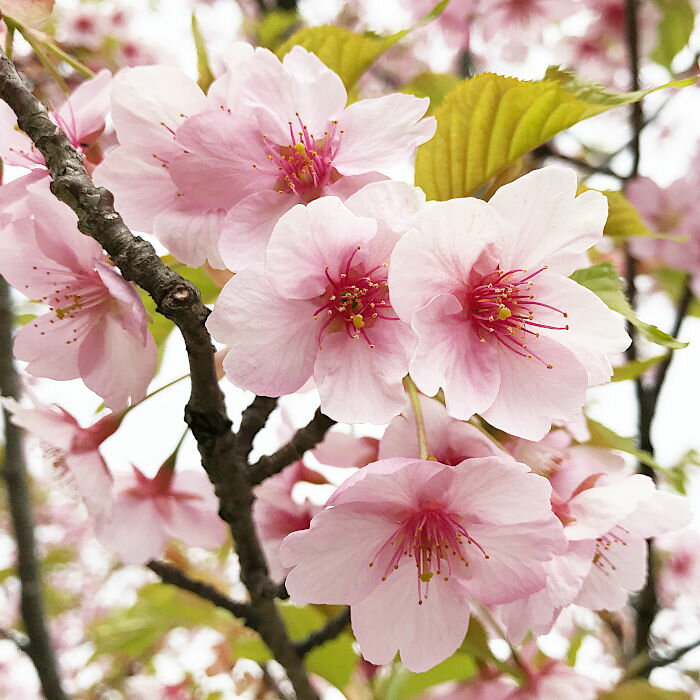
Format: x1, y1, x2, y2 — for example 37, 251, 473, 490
0, 276, 68, 700
249, 409, 336, 485
294, 608, 351, 657
0, 50, 317, 700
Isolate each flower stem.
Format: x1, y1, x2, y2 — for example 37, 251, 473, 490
123, 373, 190, 416
404, 376, 429, 461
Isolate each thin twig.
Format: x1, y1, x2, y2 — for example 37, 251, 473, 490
147, 560, 255, 623
624, 636, 700, 679
533, 144, 624, 180
249, 409, 336, 486
235, 396, 278, 463
0, 49, 318, 700
0, 276, 68, 700
294, 608, 351, 657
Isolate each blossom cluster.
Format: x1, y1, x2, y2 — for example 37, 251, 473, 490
0, 36, 694, 679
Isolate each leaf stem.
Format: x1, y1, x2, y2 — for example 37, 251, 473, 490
404, 376, 429, 460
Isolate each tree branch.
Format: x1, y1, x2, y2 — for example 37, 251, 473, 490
0, 49, 318, 700
147, 560, 255, 623
235, 396, 278, 463
294, 608, 351, 657
0, 276, 68, 700
249, 409, 336, 486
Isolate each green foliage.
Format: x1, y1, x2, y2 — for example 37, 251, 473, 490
599, 680, 692, 700
236, 604, 357, 690
378, 655, 476, 700
415, 69, 694, 200
191, 13, 214, 92
586, 416, 661, 471
276, 1, 448, 90
90, 582, 235, 660
664, 449, 700, 494
570, 262, 687, 349
599, 190, 657, 239
612, 354, 667, 382
255, 9, 299, 49
402, 72, 461, 114
651, 0, 695, 70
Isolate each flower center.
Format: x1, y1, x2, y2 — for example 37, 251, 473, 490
469, 266, 569, 368
255, 113, 341, 199
313, 247, 397, 349
592, 525, 628, 575
369, 504, 488, 604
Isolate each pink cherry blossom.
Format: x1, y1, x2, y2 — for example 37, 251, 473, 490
253, 460, 324, 581
94, 462, 227, 564
657, 529, 700, 606
93, 43, 255, 269
207, 181, 424, 424
312, 429, 379, 468
2, 396, 117, 518
174, 46, 435, 271
628, 175, 700, 298
0, 0, 54, 24
380, 393, 509, 463
0, 68, 111, 207
281, 456, 565, 672
389, 166, 630, 440
0, 186, 156, 411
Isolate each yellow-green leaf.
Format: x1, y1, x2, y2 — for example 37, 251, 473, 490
612, 353, 668, 381
586, 417, 661, 470
651, 0, 695, 70
570, 262, 687, 349
255, 9, 299, 50
381, 654, 476, 700
415, 69, 695, 200
402, 72, 461, 114
276, 1, 448, 90
191, 13, 214, 92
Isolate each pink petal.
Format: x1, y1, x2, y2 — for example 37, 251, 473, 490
111, 66, 207, 154
480, 336, 589, 440
205, 42, 256, 109
313, 319, 413, 424
281, 504, 395, 605
351, 563, 471, 672
488, 167, 608, 274
65, 450, 113, 519
618, 490, 692, 539
219, 191, 297, 271
57, 69, 111, 142
265, 197, 377, 300
446, 457, 554, 525
207, 267, 319, 396
313, 431, 379, 468
335, 94, 435, 175
2, 397, 78, 451
409, 293, 501, 418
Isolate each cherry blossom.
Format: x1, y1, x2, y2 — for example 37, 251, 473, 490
207, 181, 424, 424
389, 166, 631, 440
0, 186, 156, 411
628, 175, 700, 298
379, 394, 509, 463
173, 46, 435, 270
281, 456, 566, 672
94, 461, 227, 564
93, 43, 255, 268
2, 396, 117, 518
0, 0, 54, 24
0, 68, 111, 209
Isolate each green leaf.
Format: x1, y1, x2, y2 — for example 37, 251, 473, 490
665, 449, 700, 494
651, 0, 695, 70
276, 1, 448, 90
570, 262, 687, 349
415, 70, 695, 200
255, 9, 299, 50
382, 654, 476, 700
586, 417, 661, 470
402, 72, 461, 114
599, 680, 692, 700
612, 354, 667, 382
600, 190, 656, 239
191, 13, 214, 92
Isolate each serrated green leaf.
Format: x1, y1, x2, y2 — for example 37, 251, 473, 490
651, 0, 695, 70
191, 13, 214, 92
276, 1, 448, 90
402, 72, 461, 114
570, 262, 687, 349
415, 70, 694, 200
382, 654, 476, 700
612, 354, 667, 382
599, 680, 692, 700
586, 417, 661, 470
